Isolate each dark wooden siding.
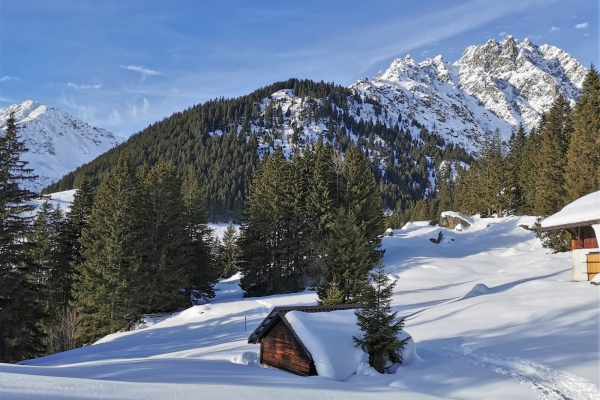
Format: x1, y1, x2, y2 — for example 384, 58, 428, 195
260, 319, 317, 376
572, 226, 598, 249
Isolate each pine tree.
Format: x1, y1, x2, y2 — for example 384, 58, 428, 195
343, 143, 384, 251
239, 148, 304, 296
564, 65, 600, 201
140, 162, 189, 312
353, 261, 408, 373
507, 124, 527, 213
49, 178, 95, 316
520, 127, 542, 214
73, 153, 145, 344
219, 223, 240, 279
534, 95, 572, 215
317, 209, 370, 304
0, 111, 45, 362
305, 142, 335, 279
181, 166, 216, 301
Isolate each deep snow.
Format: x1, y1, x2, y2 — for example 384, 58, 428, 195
0, 212, 598, 400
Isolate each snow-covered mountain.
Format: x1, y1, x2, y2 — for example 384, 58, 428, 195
0, 100, 125, 191
349, 35, 587, 149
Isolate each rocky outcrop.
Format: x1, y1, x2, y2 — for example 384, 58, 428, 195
439, 212, 472, 229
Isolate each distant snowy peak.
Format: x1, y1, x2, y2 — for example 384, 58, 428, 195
456, 35, 586, 125
351, 36, 586, 149
0, 100, 125, 191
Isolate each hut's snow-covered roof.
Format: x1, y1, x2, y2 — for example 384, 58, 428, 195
540, 190, 600, 231
285, 309, 365, 381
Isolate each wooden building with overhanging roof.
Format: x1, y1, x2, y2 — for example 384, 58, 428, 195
248, 304, 358, 376
540, 190, 600, 281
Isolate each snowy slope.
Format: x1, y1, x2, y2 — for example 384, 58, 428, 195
0, 101, 125, 191
350, 36, 586, 150
1, 214, 598, 399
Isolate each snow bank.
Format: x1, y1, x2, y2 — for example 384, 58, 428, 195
402, 221, 431, 229
231, 351, 260, 366
541, 190, 600, 229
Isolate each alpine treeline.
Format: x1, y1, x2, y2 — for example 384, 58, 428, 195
0, 117, 221, 361
44, 78, 470, 222
399, 66, 600, 251
238, 142, 384, 303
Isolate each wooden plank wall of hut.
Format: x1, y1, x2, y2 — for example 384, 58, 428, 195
261, 320, 316, 376
571, 226, 599, 249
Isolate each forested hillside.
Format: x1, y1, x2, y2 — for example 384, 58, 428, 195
44, 79, 470, 221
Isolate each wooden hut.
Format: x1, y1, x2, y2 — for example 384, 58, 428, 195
247, 304, 358, 376
540, 190, 600, 281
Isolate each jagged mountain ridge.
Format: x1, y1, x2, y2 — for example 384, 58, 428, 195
44, 36, 586, 220
349, 36, 587, 150
0, 100, 125, 191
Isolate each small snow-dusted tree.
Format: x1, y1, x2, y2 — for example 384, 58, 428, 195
353, 261, 408, 373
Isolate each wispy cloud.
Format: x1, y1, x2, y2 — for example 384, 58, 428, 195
575, 22, 588, 29
549, 26, 561, 32
127, 97, 150, 119
583, 33, 590, 37
499, 31, 508, 36
68, 82, 102, 90
120, 65, 161, 81
341, 0, 559, 72
0, 76, 19, 82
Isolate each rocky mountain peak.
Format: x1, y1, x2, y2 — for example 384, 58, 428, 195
349, 36, 586, 151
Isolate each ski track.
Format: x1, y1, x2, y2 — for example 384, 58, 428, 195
421, 344, 600, 400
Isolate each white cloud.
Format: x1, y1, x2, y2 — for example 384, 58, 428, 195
68, 82, 102, 90
120, 65, 161, 81
127, 97, 150, 119
0, 76, 19, 82
549, 26, 561, 32
499, 31, 508, 36
583, 33, 590, 37
575, 22, 588, 29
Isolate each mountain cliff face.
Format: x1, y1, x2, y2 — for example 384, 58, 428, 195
0, 100, 125, 191
349, 36, 587, 150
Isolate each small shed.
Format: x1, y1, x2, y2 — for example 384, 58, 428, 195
247, 304, 358, 376
540, 190, 600, 281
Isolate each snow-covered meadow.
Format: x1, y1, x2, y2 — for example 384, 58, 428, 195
1, 214, 598, 399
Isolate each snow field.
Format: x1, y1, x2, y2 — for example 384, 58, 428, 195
0, 214, 597, 399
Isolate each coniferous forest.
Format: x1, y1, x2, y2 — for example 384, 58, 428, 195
1, 66, 598, 362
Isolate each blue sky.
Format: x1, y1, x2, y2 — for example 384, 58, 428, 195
0, 0, 597, 137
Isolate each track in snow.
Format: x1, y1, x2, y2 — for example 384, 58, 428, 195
421, 344, 599, 400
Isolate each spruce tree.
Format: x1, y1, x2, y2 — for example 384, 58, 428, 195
317, 209, 370, 304
353, 261, 408, 373
534, 95, 572, 215
140, 162, 189, 312
49, 178, 95, 316
73, 153, 145, 344
343, 143, 384, 251
181, 166, 216, 302
0, 111, 45, 362
507, 124, 527, 213
564, 65, 600, 201
219, 223, 240, 279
